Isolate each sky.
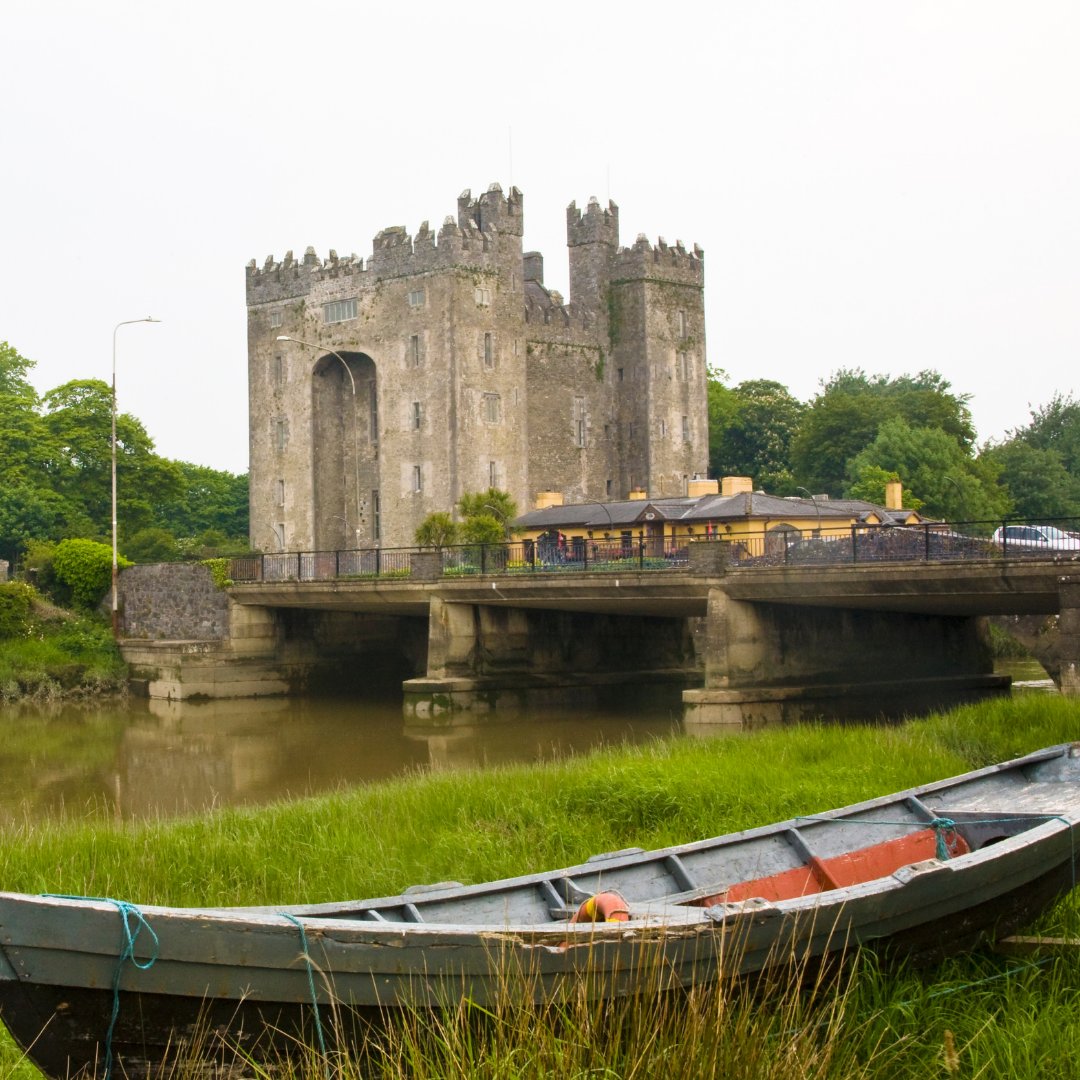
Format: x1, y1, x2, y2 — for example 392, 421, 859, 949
2, 2, 1077, 476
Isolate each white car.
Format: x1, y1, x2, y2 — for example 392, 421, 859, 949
992, 524, 1080, 552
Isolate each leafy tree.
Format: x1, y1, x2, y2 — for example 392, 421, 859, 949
456, 489, 518, 537
846, 417, 1009, 521
414, 512, 458, 548
0, 341, 37, 399
791, 369, 975, 496
845, 466, 921, 510
1019, 393, 1080, 474
459, 514, 504, 546
709, 379, 804, 492
162, 462, 249, 541
982, 439, 1080, 521
125, 527, 180, 563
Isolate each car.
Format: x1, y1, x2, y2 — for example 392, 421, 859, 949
991, 524, 1080, 552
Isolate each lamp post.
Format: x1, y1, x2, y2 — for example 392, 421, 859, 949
111, 317, 161, 636
795, 486, 822, 536
276, 336, 361, 548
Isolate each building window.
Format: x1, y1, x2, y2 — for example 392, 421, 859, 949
412, 401, 422, 430
372, 490, 380, 541
483, 393, 501, 424
677, 310, 688, 339
410, 334, 421, 367
489, 460, 499, 487
574, 397, 586, 448
617, 368, 624, 382
475, 286, 492, 306
407, 288, 425, 308
677, 351, 690, 380
412, 465, 423, 493
270, 309, 283, 328
324, 298, 357, 324
273, 353, 284, 385
606, 479, 613, 496
274, 523, 286, 551
483, 332, 493, 367
682, 414, 690, 442
275, 419, 286, 452
659, 419, 667, 438
275, 479, 285, 506
369, 383, 379, 442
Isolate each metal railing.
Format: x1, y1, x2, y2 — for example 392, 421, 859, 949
227, 518, 1080, 584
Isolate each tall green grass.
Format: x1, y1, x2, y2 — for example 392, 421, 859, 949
2, 694, 1080, 1078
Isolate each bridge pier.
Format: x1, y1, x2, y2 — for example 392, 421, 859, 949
682, 586, 1009, 726
403, 599, 701, 718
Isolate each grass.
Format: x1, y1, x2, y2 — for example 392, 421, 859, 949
2, 694, 1080, 1077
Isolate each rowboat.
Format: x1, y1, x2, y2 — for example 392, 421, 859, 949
3, 743, 1080, 1079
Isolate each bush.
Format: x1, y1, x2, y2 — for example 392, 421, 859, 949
51, 539, 130, 612
0, 582, 35, 639
125, 527, 179, 563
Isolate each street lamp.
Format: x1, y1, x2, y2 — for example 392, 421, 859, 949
276, 335, 361, 548
795, 486, 822, 536
112, 317, 161, 635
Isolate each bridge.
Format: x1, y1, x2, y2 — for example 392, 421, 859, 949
118, 526, 1080, 725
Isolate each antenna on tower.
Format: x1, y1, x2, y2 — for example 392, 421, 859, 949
508, 125, 514, 189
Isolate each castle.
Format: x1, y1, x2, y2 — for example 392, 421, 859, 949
245, 185, 708, 552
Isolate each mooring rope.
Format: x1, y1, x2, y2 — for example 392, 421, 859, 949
280, 912, 330, 1074
42, 894, 159, 1080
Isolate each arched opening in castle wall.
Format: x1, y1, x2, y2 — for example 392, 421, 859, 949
311, 352, 378, 552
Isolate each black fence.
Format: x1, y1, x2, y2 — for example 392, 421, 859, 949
227, 519, 1080, 583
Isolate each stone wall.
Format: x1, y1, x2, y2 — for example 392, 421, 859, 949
119, 564, 230, 640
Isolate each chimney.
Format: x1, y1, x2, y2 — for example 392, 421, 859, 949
628, 488, 648, 500
534, 491, 564, 510
688, 478, 720, 497
885, 481, 903, 510
721, 476, 753, 497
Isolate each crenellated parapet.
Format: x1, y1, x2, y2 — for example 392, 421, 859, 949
246, 183, 524, 303
613, 234, 705, 287
567, 197, 619, 248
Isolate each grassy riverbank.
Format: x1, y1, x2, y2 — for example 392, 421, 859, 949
2, 695, 1080, 1077
0, 585, 126, 703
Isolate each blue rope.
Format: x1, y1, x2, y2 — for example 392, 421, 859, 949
280, 913, 330, 1071
42, 895, 158, 1080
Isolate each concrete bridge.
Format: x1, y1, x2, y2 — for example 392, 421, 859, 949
117, 544, 1080, 725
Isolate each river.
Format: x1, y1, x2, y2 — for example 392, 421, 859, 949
0, 662, 1055, 826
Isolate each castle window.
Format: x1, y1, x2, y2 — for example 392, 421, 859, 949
408, 288, 426, 308
270, 309, 283, 328
682, 415, 690, 442
274, 523, 286, 551
483, 393, 501, 424
677, 310, 688, 339
372, 490, 380, 541
574, 397, 586, 448
324, 298, 357, 324
412, 465, 423, 493
659, 419, 667, 438
273, 353, 284, 385
369, 383, 379, 442
484, 333, 493, 368
606, 479, 613, 496
677, 352, 690, 380
412, 401, 422, 430
410, 334, 421, 367
475, 287, 492, 307
276, 479, 285, 506
618, 368, 624, 382
275, 419, 286, 452
489, 460, 499, 487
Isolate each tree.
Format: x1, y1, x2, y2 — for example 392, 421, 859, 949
459, 514, 504, 546
709, 378, 804, 492
0, 341, 37, 399
456, 489, 518, 537
414, 512, 457, 548
982, 439, 1080, 521
791, 369, 975, 496
846, 417, 1009, 521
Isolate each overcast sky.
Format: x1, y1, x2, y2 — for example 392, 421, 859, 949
3, 2, 1076, 476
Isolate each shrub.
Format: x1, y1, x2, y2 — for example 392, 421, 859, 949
0, 582, 35, 639
52, 539, 130, 612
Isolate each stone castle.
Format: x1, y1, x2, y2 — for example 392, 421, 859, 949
245, 184, 708, 551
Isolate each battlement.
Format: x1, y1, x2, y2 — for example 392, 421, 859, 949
246, 183, 524, 302
567, 197, 619, 248
612, 233, 705, 286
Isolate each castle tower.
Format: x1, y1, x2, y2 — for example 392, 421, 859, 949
566, 197, 619, 324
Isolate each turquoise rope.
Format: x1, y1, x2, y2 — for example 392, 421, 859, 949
43, 895, 158, 1080
281, 913, 330, 1071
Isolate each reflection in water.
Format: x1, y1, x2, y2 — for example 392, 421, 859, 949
0, 660, 1055, 826
0, 694, 680, 825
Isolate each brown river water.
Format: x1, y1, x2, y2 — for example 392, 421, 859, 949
0, 661, 1054, 825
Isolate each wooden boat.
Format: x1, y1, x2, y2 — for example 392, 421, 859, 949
4, 742, 1080, 1079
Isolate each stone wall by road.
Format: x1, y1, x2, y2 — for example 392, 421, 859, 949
119, 564, 230, 640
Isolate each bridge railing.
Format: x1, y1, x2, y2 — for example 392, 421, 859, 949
227, 518, 1080, 583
